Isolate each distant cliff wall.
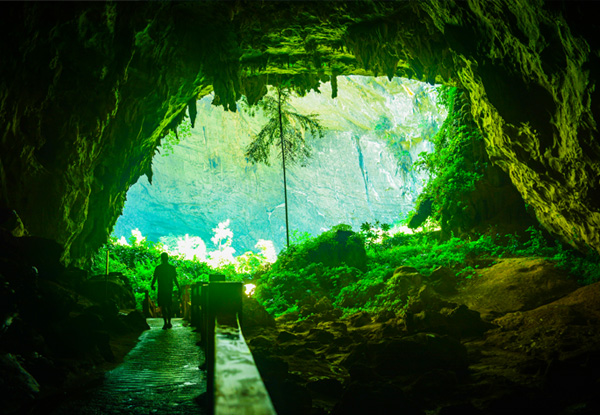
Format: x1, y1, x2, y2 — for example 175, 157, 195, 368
114, 76, 444, 253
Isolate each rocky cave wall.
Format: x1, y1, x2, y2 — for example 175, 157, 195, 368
0, 1, 599, 263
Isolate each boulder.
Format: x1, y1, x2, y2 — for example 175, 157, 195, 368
15, 237, 65, 279
314, 297, 333, 313
404, 286, 494, 338
21, 352, 59, 386
371, 333, 469, 377
0, 209, 27, 237
80, 273, 136, 309
44, 312, 115, 362
451, 258, 579, 320
0, 274, 17, 335
0, 353, 40, 414
307, 328, 335, 343
264, 378, 312, 415
486, 282, 600, 361
307, 377, 343, 399
428, 266, 458, 295
276, 330, 297, 343
289, 319, 315, 334
121, 309, 150, 331
387, 266, 424, 302
409, 304, 494, 339
347, 311, 372, 328
248, 335, 273, 350
242, 296, 275, 329
252, 351, 289, 381
31, 279, 78, 324
1, 317, 47, 355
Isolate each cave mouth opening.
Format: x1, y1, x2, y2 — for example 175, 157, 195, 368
111, 75, 447, 265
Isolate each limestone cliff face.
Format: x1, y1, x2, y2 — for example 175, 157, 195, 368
115, 77, 441, 253
1, 1, 599, 262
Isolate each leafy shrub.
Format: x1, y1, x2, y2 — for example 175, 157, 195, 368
273, 224, 366, 272
360, 221, 391, 247
92, 223, 600, 317
255, 262, 363, 316
88, 236, 234, 309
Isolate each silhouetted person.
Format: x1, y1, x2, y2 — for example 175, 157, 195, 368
142, 289, 156, 318
151, 252, 180, 329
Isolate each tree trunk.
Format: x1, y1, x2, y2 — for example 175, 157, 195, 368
278, 88, 290, 248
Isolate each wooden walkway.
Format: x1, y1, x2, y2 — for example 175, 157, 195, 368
50, 318, 207, 415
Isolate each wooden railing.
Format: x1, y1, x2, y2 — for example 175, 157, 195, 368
191, 281, 276, 415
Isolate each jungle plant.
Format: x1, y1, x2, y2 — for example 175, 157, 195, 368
162, 116, 193, 156
408, 86, 486, 232
290, 229, 313, 245
360, 220, 391, 246
251, 220, 600, 317
88, 228, 253, 309
245, 85, 324, 248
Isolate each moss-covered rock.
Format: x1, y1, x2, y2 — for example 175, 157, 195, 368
276, 225, 367, 272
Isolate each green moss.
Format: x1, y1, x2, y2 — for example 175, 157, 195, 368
408, 87, 486, 232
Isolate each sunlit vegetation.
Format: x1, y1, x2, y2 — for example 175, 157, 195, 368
373, 82, 443, 174
89, 225, 275, 308
93, 221, 600, 316
253, 225, 600, 318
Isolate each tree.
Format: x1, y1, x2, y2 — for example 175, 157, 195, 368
245, 86, 324, 248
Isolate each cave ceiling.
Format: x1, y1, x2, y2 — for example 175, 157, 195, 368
0, 1, 599, 263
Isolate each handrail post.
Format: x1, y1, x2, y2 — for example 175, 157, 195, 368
195, 281, 275, 414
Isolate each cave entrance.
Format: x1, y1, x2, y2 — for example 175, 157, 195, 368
113, 75, 447, 263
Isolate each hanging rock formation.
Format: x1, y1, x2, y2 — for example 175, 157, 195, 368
0, 1, 599, 263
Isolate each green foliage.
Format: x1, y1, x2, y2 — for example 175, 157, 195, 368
271, 224, 364, 272
162, 117, 193, 156
334, 262, 391, 313
253, 224, 366, 315
374, 115, 392, 132
368, 233, 471, 276
360, 220, 391, 246
371, 83, 444, 173
245, 87, 324, 167
256, 262, 362, 316
552, 246, 600, 285
88, 236, 223, 309
92, 227, 600, 319
290, 229, 313, 245
409, 87, 486, 230
252, 224, 600, 318
234, 250, 269, 275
